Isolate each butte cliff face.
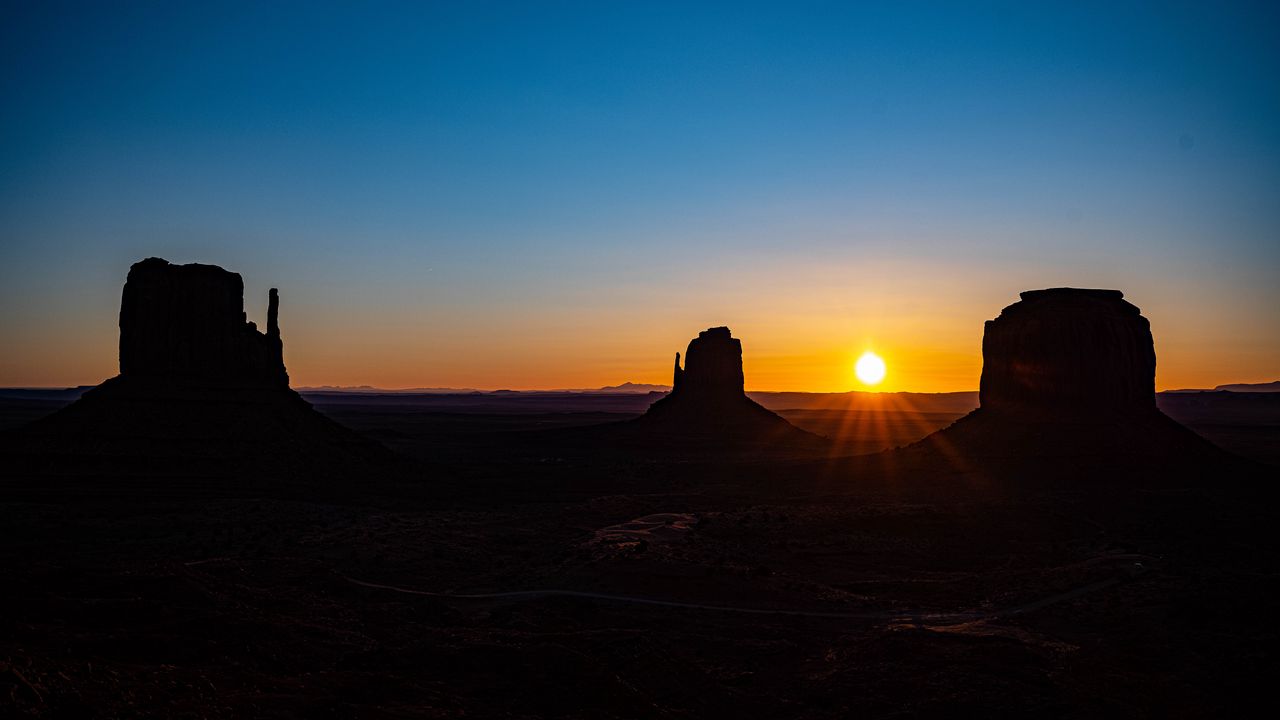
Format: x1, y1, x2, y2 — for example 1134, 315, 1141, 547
7, 258, 384, 479
916, 287, 1220, 463
979, 289, 1155, 418
119, 257, 288, 389
669, 327, 746, 404
633, 327, 821, 449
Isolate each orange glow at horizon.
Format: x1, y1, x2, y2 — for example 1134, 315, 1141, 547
2, 259, 1274, 394
4, 323, 1269, 395
278, 334, 985, 394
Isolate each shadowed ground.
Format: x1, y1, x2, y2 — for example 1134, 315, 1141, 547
8, 388, 1276, 463
2, 399, 1277, 717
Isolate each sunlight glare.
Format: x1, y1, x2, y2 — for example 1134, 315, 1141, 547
855, 351, 887, 386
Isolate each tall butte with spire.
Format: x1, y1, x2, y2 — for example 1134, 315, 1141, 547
627, 326, 823, 450
8, 258, 384, 478
117, 257, 289, 388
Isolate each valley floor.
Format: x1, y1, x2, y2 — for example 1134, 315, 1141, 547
2, 394, 1279, 717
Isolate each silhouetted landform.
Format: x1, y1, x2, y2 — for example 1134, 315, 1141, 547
7, 386, 1278, 464
297, 385, 486, 394
1215, 380, 1280, 393
506, 328, 825, 457
914, 288, 1227, 463
296, 382, 671, 394
2, 258, 384, 482
617, 327, 824, 452
293, 389, 979, 415
594, 382, 671, 394
980, 289, 1153, 417
120, 258, 288, 388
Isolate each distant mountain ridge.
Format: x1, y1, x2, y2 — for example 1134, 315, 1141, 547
1214, 381, 1280, 393
595, 382, 671, 393
297, 382, 670, 395
297, 385, 484, 394
1165, 381, 1280, 394
9, 384, 1277, 406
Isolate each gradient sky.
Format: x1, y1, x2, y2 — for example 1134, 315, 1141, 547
2, 1, 1278, 392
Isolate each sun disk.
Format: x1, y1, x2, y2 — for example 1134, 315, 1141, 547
855, 351, 887, 386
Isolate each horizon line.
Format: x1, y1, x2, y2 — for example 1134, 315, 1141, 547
3, 382, 1274, 395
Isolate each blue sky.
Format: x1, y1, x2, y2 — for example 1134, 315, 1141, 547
2, 1, 1277, 390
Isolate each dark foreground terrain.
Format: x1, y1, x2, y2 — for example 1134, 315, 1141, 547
2, 392, 1279, 717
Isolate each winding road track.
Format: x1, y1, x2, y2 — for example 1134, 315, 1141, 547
339, 553, 1156, 626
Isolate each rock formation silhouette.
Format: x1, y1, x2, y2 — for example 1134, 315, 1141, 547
119, 258, 289, 388
980, 289, 1155, 418
915, 288, 1224, 463
628, 327, 823, 450
5, 258, 385, 482
659, 328, 744, 405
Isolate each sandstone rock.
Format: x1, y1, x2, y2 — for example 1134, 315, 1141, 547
913, 287, 1223, 463
668, 327, 745, 402
635, 327, 820, 448
119, 258, 288, 388
979, 288, 1155, 418
8, 258, 385, 479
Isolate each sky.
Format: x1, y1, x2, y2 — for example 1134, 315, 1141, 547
2, 1, 1278, 392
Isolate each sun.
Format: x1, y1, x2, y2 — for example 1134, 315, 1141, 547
855, 351, 887, 386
